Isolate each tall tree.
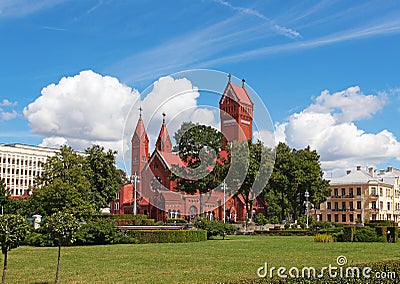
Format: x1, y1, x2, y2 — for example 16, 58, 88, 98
266, 143, 329, 221
228, 140, 275, 220
0, 214, 29, 284
85, 145, 123, 211
171, 123, 229, 214
30, 146, 93, 218
43, 211, 80, 284
28, 145, 123, 218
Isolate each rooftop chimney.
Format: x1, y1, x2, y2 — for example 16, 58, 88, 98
368, 167, 374, 176
346, 170, 351, 175
380, 169, 385, 175
387, 166, 393, 172
242, 78, 245, 88
356, 165, 361, 171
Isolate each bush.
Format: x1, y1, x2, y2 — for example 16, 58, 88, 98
75, 219, 136, 245
342, 226, 355, 242
353, 227, 383, 242
194, 218, 238, 239
314, 233, 334, 242
166, 218, 188, 224
25, 230, 56, 247
141, 219, 155, 226
155, 221, 164, 226
126, 230, 207, 243
269, 216, 279, 224
254, 213, 268, 226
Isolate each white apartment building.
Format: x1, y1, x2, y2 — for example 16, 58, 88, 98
317, 166, 400, 224
0, 144, 58, 196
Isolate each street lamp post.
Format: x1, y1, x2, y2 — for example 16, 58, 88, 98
131, 172, 140, 215
222, 180, 227, 223
305, 191, 310, 229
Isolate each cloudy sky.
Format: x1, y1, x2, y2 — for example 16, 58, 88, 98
1, 0, 400, 176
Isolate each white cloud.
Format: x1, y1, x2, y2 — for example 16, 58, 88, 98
277, 86, 400, 174
122, 76, 219, 165
0, 99, 17, 106
308, 86, 387, 122
1, 110, 18, 120
24, 70, 140, 154
40, 137, 68, 148
24, 71, 218, 172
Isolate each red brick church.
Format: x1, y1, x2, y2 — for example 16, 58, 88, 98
110, 76, 267, 222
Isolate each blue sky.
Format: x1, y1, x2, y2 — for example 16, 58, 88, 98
1, 0, 400, 175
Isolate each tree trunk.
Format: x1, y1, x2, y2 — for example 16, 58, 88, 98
55, 245, 61, 284
2, 251, 7, 284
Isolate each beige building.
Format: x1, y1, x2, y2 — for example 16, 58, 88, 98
317, 166, 400, 225
0, 144, 58, 196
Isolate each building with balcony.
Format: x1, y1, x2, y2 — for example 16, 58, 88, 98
317, 166, 400, 225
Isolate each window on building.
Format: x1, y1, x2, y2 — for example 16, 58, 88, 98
380, 201, 383, 210
372, 214, 376, 220
341, 188, 346, 196
386, 189, 391, 197
342, 202, 346, 210
357, 187, 361, 196
342, 214, 346, 222
350, 214, 354, 222
334, 214, 339, 222
349, 188, 353, 196
349, 202, 354, 210
334, 202, 339, 210
334, 188, 338, 196
142, 156, 146, 162
387, 202, 391, 211
327, 214, 331, 222
380, 188, 383, 197
371, 202, 377, 209
371, 187, 377, 196
357, 214, 362, 221
357, 201, 361, 210
327, 202, 331, 209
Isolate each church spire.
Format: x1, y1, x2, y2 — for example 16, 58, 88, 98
156, 113, 172, 153
131, 108, 149, 176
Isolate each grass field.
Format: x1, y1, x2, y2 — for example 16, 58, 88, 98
2, 235, 400, 283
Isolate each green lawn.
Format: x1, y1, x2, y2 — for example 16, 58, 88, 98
3, 235, 400, 283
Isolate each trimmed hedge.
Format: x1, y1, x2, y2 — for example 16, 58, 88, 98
126, 230, 207, 243
166, 218, 188, 224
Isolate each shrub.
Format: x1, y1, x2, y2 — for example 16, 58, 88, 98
75, 219, 136, 245
141, 219, 155, 226
314, 233, 334, 242
269, 216, 279, 224
194, 218, 238, 239
353, 227, 384, 242
126, 230, 207, 243
166, 218, 188, 224
254, 213, 268, 226
342, 226, 355, 242
155, 221, 164, 226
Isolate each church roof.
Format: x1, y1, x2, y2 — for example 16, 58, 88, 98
132, 117, 148, 141
156, 123, 172, 152
227, 82, 253, 106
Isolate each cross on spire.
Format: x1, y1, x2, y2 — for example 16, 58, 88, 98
162, 112, 166, 124
139, 106, 143, 119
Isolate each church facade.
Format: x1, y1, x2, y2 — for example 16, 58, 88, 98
110, 77, 266, 222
